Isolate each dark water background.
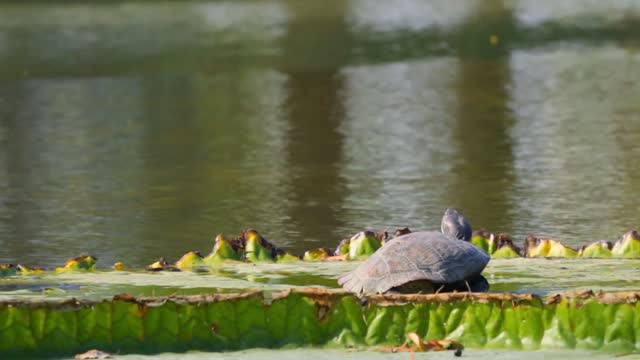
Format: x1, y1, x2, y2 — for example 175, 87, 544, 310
0, 0, 639, 267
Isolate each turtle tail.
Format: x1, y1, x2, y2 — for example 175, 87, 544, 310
337, 271, 364, 294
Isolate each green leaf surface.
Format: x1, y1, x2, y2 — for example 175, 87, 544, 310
0, 291, 640, 357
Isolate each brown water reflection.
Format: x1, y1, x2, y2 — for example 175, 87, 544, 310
448, 0, 517, 231
0, 0, 639, 267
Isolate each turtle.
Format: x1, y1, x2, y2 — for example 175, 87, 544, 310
338, 208, 490, 294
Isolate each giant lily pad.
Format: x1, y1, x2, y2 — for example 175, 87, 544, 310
0, 258, 638, 301
1, 230, 640, 358
2, 290, 640, 358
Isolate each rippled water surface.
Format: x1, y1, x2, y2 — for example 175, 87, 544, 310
0, 0, 639, 267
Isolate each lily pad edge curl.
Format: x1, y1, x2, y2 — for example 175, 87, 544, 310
1, 289, 640, 357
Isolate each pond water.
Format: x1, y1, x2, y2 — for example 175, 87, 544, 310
0, 0, 640, 268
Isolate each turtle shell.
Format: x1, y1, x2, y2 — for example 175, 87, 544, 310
338, 231, 490, 294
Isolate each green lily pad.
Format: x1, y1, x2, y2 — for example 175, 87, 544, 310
303, 248, 333, 262
579, 241, 613, 258
611, 231, 640, 258
55, 256, 97, 273
203, 234, 243, 264
347, 231, 382, 260
1, 290, 640, 357
492, 246, 521, 259
525, 237, 578, 258
471, 231, 496, 255
175, 252, 206, 270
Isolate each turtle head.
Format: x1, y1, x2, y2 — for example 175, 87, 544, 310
441, 208, 472, 241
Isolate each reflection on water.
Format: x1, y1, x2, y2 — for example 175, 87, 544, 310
0, 0, 639, 267
510, 46, 640, 238
340, 59, 459, 229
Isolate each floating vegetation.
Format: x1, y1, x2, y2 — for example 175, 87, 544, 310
1, 289, 640, 357
2, 227, 640, 277
55, 255, 97, 273
579, 241, 613, 258
611, 230, 640, 258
